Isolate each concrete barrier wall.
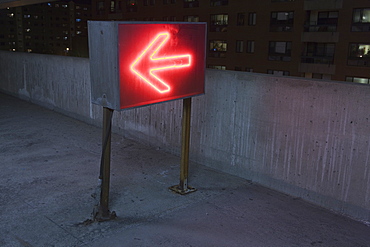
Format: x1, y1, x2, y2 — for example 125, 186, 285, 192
1, 51, 369, 222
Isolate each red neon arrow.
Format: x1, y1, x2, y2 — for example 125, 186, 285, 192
130, 32, 191, 93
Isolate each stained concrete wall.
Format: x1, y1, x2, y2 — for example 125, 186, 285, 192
1, 50, 369, 222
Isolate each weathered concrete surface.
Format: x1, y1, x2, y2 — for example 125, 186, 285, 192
0, 51, 369, 222
1, 93, 370, 247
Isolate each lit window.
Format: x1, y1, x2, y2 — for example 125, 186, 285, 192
111, 0, 115, 11
76, 18, 82, 22
209, 40, 227, 58
345, 76, 370, 84
347, 43, 370, 67
62, 4, 68, 8
210, 14, 228, 32
209, 40, 227, 52
353, 8, 370, 23
349, 43, 370, 58
352, 8, 370, 31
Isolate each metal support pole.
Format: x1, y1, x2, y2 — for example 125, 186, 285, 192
94, 107, 116, 221
169, 97, 196, 195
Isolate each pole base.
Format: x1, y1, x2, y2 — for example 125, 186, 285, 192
93, 206, 117, 222
169, 185, 197, 195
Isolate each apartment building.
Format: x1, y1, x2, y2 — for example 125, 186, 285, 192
0, 0, 91, 56
91, 0, 370, 84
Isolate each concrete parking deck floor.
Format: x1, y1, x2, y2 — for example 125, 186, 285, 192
1, 92, 369, 247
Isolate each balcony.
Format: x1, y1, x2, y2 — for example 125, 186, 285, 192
304, 0, 342, 10
302, 27, 339, 43
184, 0, 199, 8
300, 56, 336, 74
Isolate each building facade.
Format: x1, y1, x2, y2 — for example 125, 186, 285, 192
0, 0, 91, 56
91, 0, 370, 84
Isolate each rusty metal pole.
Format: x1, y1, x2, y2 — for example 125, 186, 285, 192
169, 97, 196, 195
94, 107, 116, 221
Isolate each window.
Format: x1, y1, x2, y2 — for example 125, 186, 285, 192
236, 40, 244, 53
110, 0, 116, 11
209, 40, 227, 57
163, 0, 169, 3
267, 70, 290, 76
210, 0, 228, 6
150, 0, 155, 5
270, 11, 294, 31
210, 14, 228, 32
144, 0, 148, 5
237, 13, 245, 26
305, 11, 338, 32
235, 67, 242, 71
248, 12, 256, 26
247, 40, 254, 53
353, 8, 370, 23
97, 1, 105, 12
347, 43, 370, 67
352, 8, 370, 31
301, 42, 335, 64
184, 15, 199, 22
245, 67, 253, 72
269, 41, 291, 61
184, 0, 199, 8
345, 76, 370, 84
126, 0, 138, 12
208, 65, 226, 70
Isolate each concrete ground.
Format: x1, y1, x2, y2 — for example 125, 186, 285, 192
0, 92, 369, 247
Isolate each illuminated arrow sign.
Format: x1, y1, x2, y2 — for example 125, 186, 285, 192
115, 23, 206, 110
130, 32, 192, 94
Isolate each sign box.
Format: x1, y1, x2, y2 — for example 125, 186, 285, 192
88, 21, 207, 110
